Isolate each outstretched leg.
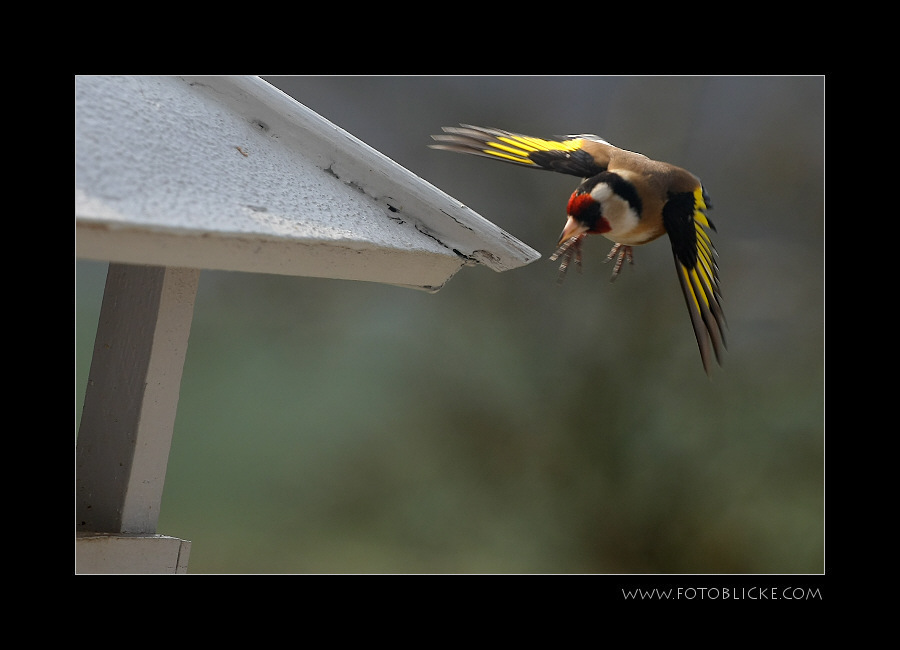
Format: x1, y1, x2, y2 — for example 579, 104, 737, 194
605, 243, 633, 281
550, 235, 585, 283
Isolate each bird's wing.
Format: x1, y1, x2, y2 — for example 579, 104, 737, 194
430, 124, 609, 177
662, 187, 726, 374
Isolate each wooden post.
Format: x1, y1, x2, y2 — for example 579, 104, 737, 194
76, 263, 198, 572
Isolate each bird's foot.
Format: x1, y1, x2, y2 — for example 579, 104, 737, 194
604, 243, 633, 282
550, 235, 584, 283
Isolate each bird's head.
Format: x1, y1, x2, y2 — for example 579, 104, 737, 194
559, 171, 644, 246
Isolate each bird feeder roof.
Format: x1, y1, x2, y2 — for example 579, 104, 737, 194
75, 75, 540, 291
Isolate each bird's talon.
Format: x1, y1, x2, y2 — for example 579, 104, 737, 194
551, 236, 584, 282
605, 243, 633, 281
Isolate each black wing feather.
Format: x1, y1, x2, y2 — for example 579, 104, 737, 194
663, 190, 726, 373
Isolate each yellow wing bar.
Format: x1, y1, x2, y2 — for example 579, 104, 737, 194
675, 189, 725, 373
430, 125, 586, 168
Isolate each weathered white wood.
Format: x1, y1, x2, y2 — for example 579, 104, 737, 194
76, 534, 191, 574
73, 76, 541, 574
74, 75, 540, 292
76, 264, 199, 535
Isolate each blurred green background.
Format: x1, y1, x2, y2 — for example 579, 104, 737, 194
75, 76, 824, 573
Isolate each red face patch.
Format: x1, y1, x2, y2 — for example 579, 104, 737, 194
566, 192, 610, 234
567, 192, 594, 218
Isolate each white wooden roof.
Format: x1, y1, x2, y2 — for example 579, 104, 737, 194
75, 76, 540, 291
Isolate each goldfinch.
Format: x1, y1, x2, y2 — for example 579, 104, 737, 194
430, 124, 725, 373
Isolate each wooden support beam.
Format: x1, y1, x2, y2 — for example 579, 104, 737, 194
76, 264, 199, 535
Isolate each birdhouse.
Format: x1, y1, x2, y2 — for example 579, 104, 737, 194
75, 75, 539, 573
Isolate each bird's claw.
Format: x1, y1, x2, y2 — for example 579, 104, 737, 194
550, 235, 584, 283
604, 243, 634, 282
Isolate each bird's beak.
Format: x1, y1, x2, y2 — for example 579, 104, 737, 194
557, 215, 589, 245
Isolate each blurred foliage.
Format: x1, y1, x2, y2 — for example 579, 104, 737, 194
75, 76, 824, 573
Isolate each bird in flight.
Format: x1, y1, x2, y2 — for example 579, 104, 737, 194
430, 124, 726, 374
